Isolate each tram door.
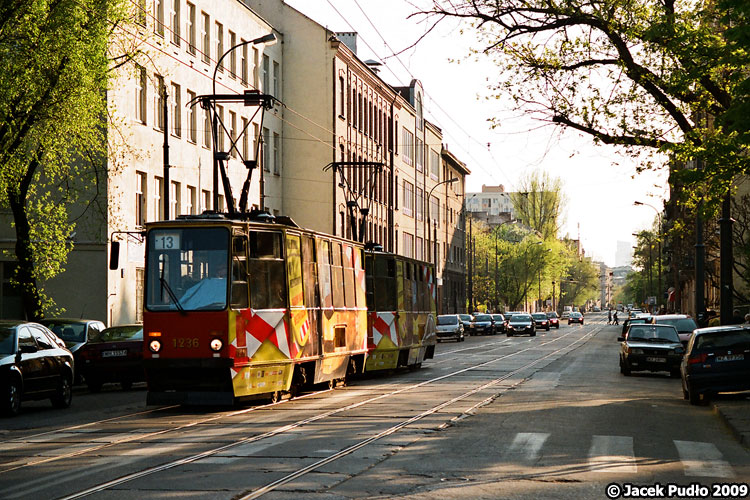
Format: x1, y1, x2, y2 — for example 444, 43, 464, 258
300, 235, 320, 358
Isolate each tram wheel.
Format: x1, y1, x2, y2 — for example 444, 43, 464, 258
270, 391, 282, 403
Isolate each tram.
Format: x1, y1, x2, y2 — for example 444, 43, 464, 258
139, 212, 435, 405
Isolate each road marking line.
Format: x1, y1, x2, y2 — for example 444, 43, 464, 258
588, 435, 637, 473
674, 440, 734, 478
505, 432, 549, 462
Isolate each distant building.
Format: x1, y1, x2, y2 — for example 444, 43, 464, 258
615, 240, 632, 267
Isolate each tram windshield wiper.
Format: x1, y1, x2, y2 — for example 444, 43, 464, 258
159, 277, 185, 314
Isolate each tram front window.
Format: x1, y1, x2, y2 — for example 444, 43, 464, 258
146, 227, 230, 311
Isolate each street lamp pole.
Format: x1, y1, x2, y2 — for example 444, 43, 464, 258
426, 178, 458, 313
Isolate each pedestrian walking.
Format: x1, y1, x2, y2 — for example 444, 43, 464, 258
607, 309, 612, 325
613, 311, 619, 325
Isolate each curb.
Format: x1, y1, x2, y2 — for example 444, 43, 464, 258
713, 400, 750, 448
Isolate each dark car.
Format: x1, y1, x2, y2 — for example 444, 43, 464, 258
39, 318, 106, 383
471, 313, 495, 335
0, 320, 74, 416
681, 325, 750, 405
618, 324, 683, 377
652, 314, 698, 345
507, 313, 536, 337
436, 315, 465, 343
459, 314, 474, 335
546, 311, 560, 329
532, 313, 550, 331
77, 325, 144, 392
568, 312, 584, 325
621, 316, 652, 336
491, 314, 507, 334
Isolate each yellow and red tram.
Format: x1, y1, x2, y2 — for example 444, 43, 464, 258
142, 214, 435, 405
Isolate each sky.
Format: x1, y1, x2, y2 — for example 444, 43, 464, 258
285, 0, 669, 267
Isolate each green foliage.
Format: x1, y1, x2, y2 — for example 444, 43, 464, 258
0, 0, 126, 318
424, 0, 750, 209
510, 170, 567, 240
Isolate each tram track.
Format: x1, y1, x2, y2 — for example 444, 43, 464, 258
49, 326, 600, 500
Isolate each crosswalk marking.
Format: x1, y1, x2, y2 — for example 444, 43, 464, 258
588, 435, 637, 473
505, 432, 549, 462
674, 440, 734, 478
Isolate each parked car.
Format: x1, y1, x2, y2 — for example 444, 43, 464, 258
561, 310, 571, 320
681, 325, 750, 405
652, 314, 698, 346
592, 306, 601, 312
621, 316, 653, 337
38, 318, 106, 383
76, 325, 144, 392
459, 314, 474, 335
618, 324, 683, 377
436, 315, 465, 343
507, 313, 536, 337
568, 312, 584, 325
491, 314, 507, 334
532, 312, 550, 331
546, 311, 560, 329
471, 313, 495, 335
0, 320, 74, 416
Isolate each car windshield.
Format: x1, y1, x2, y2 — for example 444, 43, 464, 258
532, 314, 546, 320
571, 312, 582, 318
628, 325, 680, 343
547, 312, 558, 318
459, 315, 472, 321
492, 315, 504, 321
655, 317, 697, 333
437, 316, 458, 325
0, 327, 15, 354
695, 329, 750, 350
95, 326, 143, 343
512, 314, 531, 321
474, 314, 491, 321
42, 321, 86, 343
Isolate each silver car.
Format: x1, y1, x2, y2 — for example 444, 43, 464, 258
436, 315, 465, 342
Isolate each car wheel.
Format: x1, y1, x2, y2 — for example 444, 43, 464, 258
87, 380, 103, 393
621, 360, 631, 376
506, 332, 512, 337
682, 381, 689, 400
546, 326, 550, 331
121, 380, 133, 391
556, 325, 559, 329
460, 334, 465, 342
2, 378, 22, 417
51, 374, 73, 409
688, 386, 704, 406
531, 331, 536, 337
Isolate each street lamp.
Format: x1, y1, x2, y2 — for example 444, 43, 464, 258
634, 201, 662, 312
426, 178, 458, 313
210, 33, 277, 213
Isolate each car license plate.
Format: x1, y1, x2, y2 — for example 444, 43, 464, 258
646, 357, 666, 363
102, 350, 127, 358
716, 354, 744, 362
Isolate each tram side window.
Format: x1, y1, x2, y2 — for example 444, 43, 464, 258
317, 239, 333, 309
364, 254, 375, 310
343, 244, 356, 308
302, 236, 318, 308
331, 242, 345, 309
285, 234, 303, 308
231, 235, 249, 308
248, 231, 286, 309
374, 255, 396, 311
401, 261, 411, 312
419, 265, 428, 312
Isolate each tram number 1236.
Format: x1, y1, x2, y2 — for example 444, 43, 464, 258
173, 338, 199, 348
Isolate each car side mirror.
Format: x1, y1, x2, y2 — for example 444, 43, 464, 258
617, 336, 625, 342
19, 344, 38, 354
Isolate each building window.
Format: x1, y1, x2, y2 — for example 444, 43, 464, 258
228, 31, 236, 79
135, 171, 147, 227
273, 132, 280, 175
154, 0, 164, 37
136, 268, 144, 323
430, 195, 439, 226
154, 176, 164, 221
171, 82, 181, 137
216, 105, 224, 151
339, 76, 345, 118
262, 127, 270, 172
136, 0, 146, 27
404, 232, 413, 259
229, 111, 237, 158
416, 92, 423, 130
217, 194, 225, 212
241, 117, 249, 158
416, 187, 423, 221
170, 181, 180, 218
187, 90, 196, 143
252, 47, 259, 88
416, 237, 423, 261
201, 12, 210, 64
402, 128, 413, 165
135, 64, 146, 124
415, 137, 423, 172
395, 175, 399, 209
215, 22, 223, 73
203, 107, 211, 148
272, 60, 279, 98
403, 181, 414, 217
202, 189, 211, 211
187, 185, 196, 215
240, 41, 248, 84
170, 0, 180, 46
186, 2, 196, 54
430, 149, 440, 181
154, 75, 165, 131
262, 54, 269, 92
252, 123, 259, 160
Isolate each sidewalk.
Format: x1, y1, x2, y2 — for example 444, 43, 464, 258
713, 394, 750, 447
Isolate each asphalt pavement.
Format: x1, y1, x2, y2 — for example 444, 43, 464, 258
714, 395, 750, 447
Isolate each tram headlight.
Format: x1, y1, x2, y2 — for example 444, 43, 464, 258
149, 339, 162, 353
210, 338, 223, 352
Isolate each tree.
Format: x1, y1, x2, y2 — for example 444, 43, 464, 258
0, 1, 126, 319
420, 0, 750, 207
510, 170, 566, 240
